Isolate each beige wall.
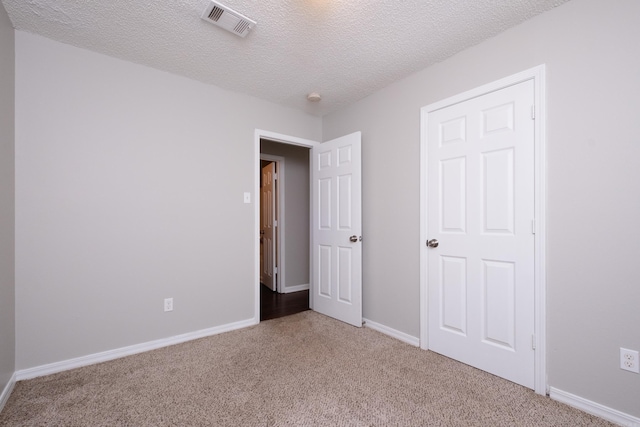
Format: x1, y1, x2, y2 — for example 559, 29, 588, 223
261, 140, 310, 291
14, 32, 321, 369
0, 0, 15, 401
323, 0, 640, 417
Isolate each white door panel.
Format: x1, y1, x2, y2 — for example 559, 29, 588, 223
427, 80, 535, 388
311, 132, 362, 327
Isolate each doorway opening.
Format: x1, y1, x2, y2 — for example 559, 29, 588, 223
254, 130, 363, 327
259, 138, 311, 320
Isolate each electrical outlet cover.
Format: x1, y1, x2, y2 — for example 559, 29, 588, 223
620, 348, 639, 373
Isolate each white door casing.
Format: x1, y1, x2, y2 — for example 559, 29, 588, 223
420, 66, 547, 394
261, 162, 277, 291
311, 132, 363, 327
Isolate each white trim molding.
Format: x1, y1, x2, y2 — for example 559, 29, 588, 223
363, 318, 420, 347
550, 387, 640, 427
419, 65, 547, 395
283, 283, 309, 293
0, 373, 16, 413
16, 318, 257, 381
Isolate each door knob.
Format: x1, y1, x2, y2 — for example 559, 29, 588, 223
427, 239, 439, 248
350, 235, 359, 243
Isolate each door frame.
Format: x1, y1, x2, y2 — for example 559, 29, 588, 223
260, 154, 285, 293
419, 65, 547, 395
254, 130, 319, 322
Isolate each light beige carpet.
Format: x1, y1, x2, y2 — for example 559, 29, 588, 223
0, 311, 613, 426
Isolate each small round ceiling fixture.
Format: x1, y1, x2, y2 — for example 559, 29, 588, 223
307, 92, 322, 102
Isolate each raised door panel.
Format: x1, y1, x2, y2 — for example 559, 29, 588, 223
440, 157, 466, 234
482, 260, 516, 349
318, 245, 332, 298
440, 256, 467, 335
337, 247, 352, 303
482, 149, 515, 235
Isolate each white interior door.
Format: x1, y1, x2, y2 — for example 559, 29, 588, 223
426, 80, 536, 388
261, 162, 276, 291
311, 132, 362, 327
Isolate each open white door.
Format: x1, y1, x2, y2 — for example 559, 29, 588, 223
311, 132, 362, 327
261, 162, 277, 291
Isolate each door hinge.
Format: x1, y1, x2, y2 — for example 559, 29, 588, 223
274, 220, 278, 227
532, 335, 536, 350
531, 105, 536, 120
531, 219, 536, 234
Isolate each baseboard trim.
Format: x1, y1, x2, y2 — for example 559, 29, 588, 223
550, 387, 640, 427
16, 317, 258, 381
0, 373, 16, 413
363, 318, 420, 347
283, 283, 309, 293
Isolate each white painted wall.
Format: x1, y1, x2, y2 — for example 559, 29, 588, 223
14, 32, 321, 370
323, 0, 640, 418
260, 140, 310, 292
0, 0, 15, 399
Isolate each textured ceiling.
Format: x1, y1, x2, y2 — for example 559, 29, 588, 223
2, 0, 569, 116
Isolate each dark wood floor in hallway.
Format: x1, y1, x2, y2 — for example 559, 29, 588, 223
260, 284, 309, 321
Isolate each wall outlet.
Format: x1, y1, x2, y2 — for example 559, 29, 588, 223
164, 297, 173, 312
620, 348, 639, 373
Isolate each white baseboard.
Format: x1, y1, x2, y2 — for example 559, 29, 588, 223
0, 372, 16, 414
283, 283, 309, 293
16, 317, 258, 381
550, 387, 640, 427
363, 318, 420, 347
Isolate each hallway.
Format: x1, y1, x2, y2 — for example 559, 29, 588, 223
260, 285, 309, 321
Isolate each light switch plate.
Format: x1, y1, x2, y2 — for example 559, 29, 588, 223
244, 192, 251, 203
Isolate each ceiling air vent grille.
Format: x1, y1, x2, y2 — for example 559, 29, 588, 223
207, 6, 224, 22
201, 1, 256, 38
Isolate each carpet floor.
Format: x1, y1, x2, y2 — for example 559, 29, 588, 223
0, 311, 613, 426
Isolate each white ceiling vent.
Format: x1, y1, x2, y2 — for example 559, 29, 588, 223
201, 1, 256, 38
